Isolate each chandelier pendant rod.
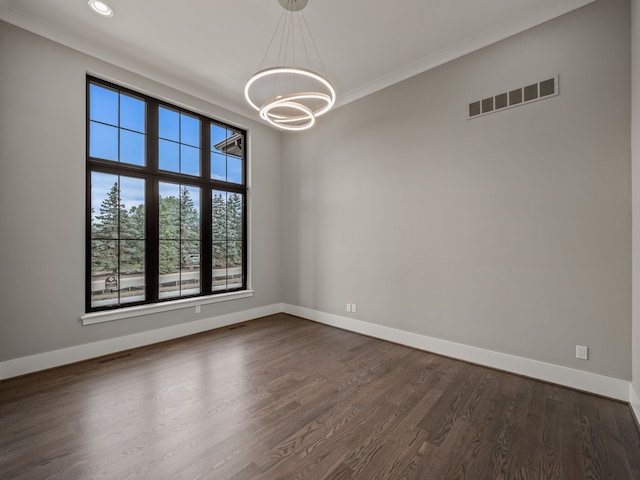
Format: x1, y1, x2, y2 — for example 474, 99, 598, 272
258, 8, 288, 72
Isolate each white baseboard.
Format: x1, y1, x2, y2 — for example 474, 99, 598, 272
631, 383, 640, 424
0, 303, 283, 380
1, 302, 633, 405
283, 304, 631, 402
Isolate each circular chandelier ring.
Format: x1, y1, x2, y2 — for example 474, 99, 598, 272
244, 66, 336, 116
261, 92, 332, 123
259, 101, 316, 131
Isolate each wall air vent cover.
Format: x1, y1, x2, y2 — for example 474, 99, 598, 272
468, 75, 558, 119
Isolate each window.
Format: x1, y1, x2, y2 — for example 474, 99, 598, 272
87, 77, 247, 312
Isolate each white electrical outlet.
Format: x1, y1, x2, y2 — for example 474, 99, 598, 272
576, 345, 588, 360
351, 304, 357, 313
346, 304, 351, 312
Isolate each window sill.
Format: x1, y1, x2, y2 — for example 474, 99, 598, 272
81, 290, 255, 325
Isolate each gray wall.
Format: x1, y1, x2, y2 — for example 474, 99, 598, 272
0, 21, 283, 361
0, 0, 635, 384
632, 0, 640, 399
282, 0, 632, 379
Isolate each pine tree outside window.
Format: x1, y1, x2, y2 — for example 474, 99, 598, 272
86, 77, 247, 312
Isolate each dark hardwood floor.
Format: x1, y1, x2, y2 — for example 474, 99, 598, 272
1, 313, 639, 479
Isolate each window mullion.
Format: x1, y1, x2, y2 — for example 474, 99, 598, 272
117, 176, 121, 305
202, 121, 212, 294
146, 100, 159, 303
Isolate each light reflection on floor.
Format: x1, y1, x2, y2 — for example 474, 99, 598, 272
74, 341, 250, 478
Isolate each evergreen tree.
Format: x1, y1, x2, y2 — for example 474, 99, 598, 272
210, 192, 243, 268
180, 187, 199, 239
227, 193, 243, 266
91, 181, 147, 274
92, 182, 125, 273
159, 194, 180, 274
212, 192, 227, 267
180, 187, 200, 265
159, 186, 200, 273
124, 204, 145, 272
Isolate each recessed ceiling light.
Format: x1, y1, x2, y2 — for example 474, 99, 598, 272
88, 0, 113, 17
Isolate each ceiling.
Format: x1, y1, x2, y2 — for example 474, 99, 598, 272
0, 0, 595, 125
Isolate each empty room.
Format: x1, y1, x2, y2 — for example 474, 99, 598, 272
1, 0, 640, 478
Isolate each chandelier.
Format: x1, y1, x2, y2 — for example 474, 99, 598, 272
244, 0, 336, 131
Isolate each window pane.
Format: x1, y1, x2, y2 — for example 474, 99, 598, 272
211, 189, 243, 292
90, 84, 118, 125
227, 156, 243, 184
90, 83, 146, 167
159, 139, 179, 172
210, 124, 245, 183
160, 111, 201, 175
226, 193, 243, 243
211, 153, 226, 181
223, 133, 243, 158
120, 240, 145, 275
159, 241, 180, 275
212, 190, 227, 243
159, 182, 181, 239
120, 94, 145, 133
209, 123, 243, 183
182, 250, 200, 267
91, 172, 146, 308
159, 106, 179, 141
159, 241, 180, 299
90, 169, 119, 309
181, 145, 200, 176
181, 185, 201, 240
181, 240, 200, 295
227, 240, 243, 269
212, 242, 227, 291
212, 241, 242, 292
120, 239, 145, 304
120, 176, 145, 239
210, 124, 228, 154
179, 186, 201, 295
181, 113, 200, 147
91, 238, 118, 276
228, 245, 243, 289
91, 172, 120, 239
159, 184, 201, 298
212, 242, 227, 269
90, 122, 118, 161
212, 189, 243, 292
91, 239, 119, 307
120, 130, 145, 166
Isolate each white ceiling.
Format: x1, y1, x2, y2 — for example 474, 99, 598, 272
0, 0, 595, 124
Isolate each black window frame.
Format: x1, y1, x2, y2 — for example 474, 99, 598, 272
86, 76, 247, 313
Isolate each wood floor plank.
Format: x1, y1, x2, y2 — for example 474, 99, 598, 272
613, 401, 640, 477
1, 313, 639, 479
441, 388, 511, 479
